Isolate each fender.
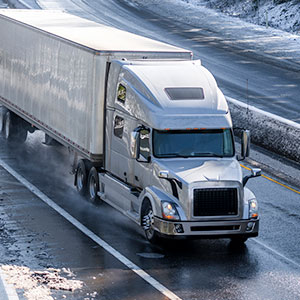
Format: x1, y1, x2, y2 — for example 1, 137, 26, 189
138, 186, 187, 225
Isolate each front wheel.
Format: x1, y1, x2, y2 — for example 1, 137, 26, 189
141, 200, 160, 244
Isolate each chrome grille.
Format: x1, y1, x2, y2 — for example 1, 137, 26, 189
193, 188, 238, 217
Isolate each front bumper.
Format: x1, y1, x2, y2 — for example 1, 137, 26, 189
153, 217, 259, 238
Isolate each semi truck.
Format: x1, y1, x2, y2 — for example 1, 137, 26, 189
0, 9, 261, 243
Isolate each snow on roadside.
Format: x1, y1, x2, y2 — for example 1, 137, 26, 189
1, 265, 84, 300
184, 0, 300, 34
128, 0, 300, 69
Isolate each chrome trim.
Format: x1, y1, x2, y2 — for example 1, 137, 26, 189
189, 182, 243, 221
153, 217, 259, 236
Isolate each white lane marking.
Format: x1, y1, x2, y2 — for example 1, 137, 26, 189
0, 159, 182, 300
252, 239, 300, 269
0, 269, 20, 300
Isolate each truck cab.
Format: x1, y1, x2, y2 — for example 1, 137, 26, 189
99, 59, 260, 243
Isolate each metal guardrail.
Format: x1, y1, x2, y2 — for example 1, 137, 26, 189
227, 97, 300, 163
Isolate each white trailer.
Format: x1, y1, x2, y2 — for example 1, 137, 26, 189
0, 9, 191, 160
0, 10, 261, 244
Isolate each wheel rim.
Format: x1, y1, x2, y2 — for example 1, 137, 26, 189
142, 208, 155, 239
89, 175, 96, 199
5, 113, 10, 139
0, 111, 3, 132
77, 168, 84, 191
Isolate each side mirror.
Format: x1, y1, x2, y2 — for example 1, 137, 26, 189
241, 130, 250, 159
251, 168, 261, 177
130, 130, 140, 159
138, 155, 151, 163
131, 127, 151, 163
243, 168, 261, 186
158, 170, 169, 179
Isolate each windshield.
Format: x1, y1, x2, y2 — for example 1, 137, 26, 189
153, 129, 234, 158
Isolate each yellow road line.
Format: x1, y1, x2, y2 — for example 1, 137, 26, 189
240, 164, 300, 195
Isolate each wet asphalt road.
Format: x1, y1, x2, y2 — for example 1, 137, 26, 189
0, 132, 300, 300
0, 1, 300, 298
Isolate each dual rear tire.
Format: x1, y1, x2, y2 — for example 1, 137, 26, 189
75, 161, 160, 244
75, 159, 101, 204
75, 165, 160, 243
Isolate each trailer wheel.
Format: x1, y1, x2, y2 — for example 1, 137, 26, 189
4, 111, 27, 143
141, 200, 160, 244
88, 167, 101, 204
76, 160, 88, 196
0, 106, 8, 133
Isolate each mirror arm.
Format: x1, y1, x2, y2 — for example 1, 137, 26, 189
243, 168, 261, 186
163, 178, 182, 198
237, 154, 245, 161
137, 156, 151, 163
174, 178, 182, 189
167, 179, 179, 199
158, 172, 182, 198
242, 175, 252, 187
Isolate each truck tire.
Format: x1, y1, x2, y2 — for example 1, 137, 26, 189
75, 160, 88, 196
141, 200, 160, 244
0, 106, 8, 133
88, 167, 101, 204
4, 111, 27, 143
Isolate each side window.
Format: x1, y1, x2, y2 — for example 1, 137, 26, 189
114, 115, 124, 138
117, 84, 126, 103
139, 129, 150, 160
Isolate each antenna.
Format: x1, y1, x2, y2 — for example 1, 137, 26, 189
246, 79, 249, 127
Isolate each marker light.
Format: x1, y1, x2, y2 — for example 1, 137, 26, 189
162, 202, 180, 220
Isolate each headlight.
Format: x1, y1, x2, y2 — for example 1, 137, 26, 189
162, 201, 180, 220
249, 199, 258, 219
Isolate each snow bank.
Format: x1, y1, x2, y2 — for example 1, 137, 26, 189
228, 97, 300, 162
1, 265, 84, 300
128, 0, 300, 71
185, 0, 300, 34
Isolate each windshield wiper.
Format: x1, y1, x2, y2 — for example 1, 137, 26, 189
157, 153, 189, 158
158, 152, 224, 158
193, 152, 224, 158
